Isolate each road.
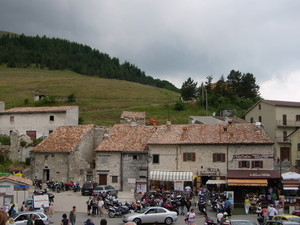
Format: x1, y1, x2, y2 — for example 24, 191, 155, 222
43, 189, 259, 225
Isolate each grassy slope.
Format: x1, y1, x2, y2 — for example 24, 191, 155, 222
0, 66, 205, 125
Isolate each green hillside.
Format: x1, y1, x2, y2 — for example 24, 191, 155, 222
0, 67, 205, 125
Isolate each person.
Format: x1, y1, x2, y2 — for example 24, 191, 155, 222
0, 210, 8, 225
267, 204, 278, 220
48, 203, 54, 223
256, 202, 262, 217
185, 186, 191, 193
6, 217, 16, 225
8, 204, 16, 216
224, 198, 232, 216
84, 219, 94, 225
61, 214, 70, 225
262, 206, 268, 220
216, 210, 224, 223
35, 219, 45, 225
98, 197, 104, 216
186, 208, 196, 225
26, 214, 35, 225
244, 197, 250, 214
91, 198, 97, 216
69, 206, 76, 225
185, 199, 191, 213
86, 197, 92, 216
39, 204, 45, 213
20, 202, 26, 212
180, 196, 186, 215
100, 219, 107, 225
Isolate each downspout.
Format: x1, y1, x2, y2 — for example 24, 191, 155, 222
120, 152, 123, 191
67, 152, 70, 182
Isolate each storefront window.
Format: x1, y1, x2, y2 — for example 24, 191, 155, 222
252, 160, 263, 168
238, 160, 250, 168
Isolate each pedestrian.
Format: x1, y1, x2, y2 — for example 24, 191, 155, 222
262, 206, 267, 220
256, 202, 262, 217
267, 204, 278, 220
91, 198, 97, 216
48, 203, 54, 223
6, 217, 16, 225
98, 197, 104, 216
84, 219, 94, 225
26, 214, 35, 225
244, 197, 250, 214
20, 201, 26, 212
180, 196, 186, 215
39, 204, 45, 213
224, 198, 232, 217
69, 206, 76, 225
35, 219, 45, 225
86, 197, 92, 216
216, 210, 224, 223
100, 219, 107, 225
61, 214, 70, 225
0, 211, 8, 225
8, 204, 16, 216
185, 198, 191, 213
186, 208, 196, 225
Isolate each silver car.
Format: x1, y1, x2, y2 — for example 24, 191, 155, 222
122, 207, 178, 225
10, 211, 49, 225
92, 185, 118, 197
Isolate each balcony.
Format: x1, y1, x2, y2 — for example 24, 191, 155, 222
275, 136, 291, 144
276, 120, 300, 127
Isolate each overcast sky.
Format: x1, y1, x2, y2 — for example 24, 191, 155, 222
1, 0, 300, 101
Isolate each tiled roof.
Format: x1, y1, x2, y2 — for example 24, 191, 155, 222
31, 125, 94, 152
148, 123, 273, 145
120, 111, 145, 119
262, 99, 300, 107
1, 106, 78, 114
0, 175, 32, 185
95, 124, 156, 152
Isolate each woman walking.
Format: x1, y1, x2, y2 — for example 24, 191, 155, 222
186, 208, 196, 225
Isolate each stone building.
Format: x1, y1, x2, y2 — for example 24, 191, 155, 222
0, 103, 79, 139
95, 124, 156, 192
120, 111, 145, 125
30, 125, 106, 183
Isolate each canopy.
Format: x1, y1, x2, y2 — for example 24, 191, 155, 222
149, 170, 193, 181
227, 179, 268, 186
281, 172, 300, 180
206, 180, 227, 185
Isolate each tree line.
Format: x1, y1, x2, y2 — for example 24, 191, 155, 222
180, 70, 261, 116
0, 34, 179, 92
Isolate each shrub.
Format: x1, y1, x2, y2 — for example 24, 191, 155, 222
174, 101, 185, 111
0, 135, 11, 145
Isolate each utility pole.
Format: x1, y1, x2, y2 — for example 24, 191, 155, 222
205, 89, 208, 116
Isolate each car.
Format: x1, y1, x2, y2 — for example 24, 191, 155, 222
122, 206, 178, 225
264, 220, 299, 225
81, 181, 97, 196
10, 211, 49, 225
229, 220, 257, 225
92, 185, 118, 197
272, 214, 300, 223
292, 209, 300, 216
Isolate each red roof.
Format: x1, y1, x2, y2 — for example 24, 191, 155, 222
0, 175, 32, 185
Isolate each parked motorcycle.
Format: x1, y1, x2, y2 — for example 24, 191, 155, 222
107, 204, 130, 218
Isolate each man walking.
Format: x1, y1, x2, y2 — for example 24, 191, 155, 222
69, 206, 76, 225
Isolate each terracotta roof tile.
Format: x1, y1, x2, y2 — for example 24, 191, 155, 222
95, 124, 156, 152
262, 99, 300, 107
31, 125, 94, 152
120, 111, 145, 119
148, 123, 273, 145
0, 175, 32, 185
1, 106, 78, 114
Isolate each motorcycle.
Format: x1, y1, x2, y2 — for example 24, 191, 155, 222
107, 204, 130, 218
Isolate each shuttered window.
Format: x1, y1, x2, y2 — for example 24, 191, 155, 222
213, 153, 225, 162
238, 161, 250, 168
252, 161, 263, 168
183, 153, 196, 161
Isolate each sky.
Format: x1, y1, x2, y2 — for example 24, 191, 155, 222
1, 0, 300, 101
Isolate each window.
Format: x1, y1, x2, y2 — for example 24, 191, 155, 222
283, 114, 287, 125
80, 169, 84, 175
100, 156, 109, 163
259, 116, 262, 122
153, 154, 159, 164
49, 130, 53, 135
112, 176, 118, 183
296, 160, 300, 168
258, 104, 261, 110
283, 131, 287, 141
133, 155, 138, 160
10, 116, 14, 122
296, 115, 300, 121
239, 161, 250, 168
213, 153, 225, 162
252, 161, 263, 168
183, 152, 196, 161
250, 117, 253, 123
298, 143, 300, 151
49, 115, 54, 121
44, 155, 48, 160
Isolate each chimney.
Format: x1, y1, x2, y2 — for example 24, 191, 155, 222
223, 125, 228, 132
0, 102, 5, 112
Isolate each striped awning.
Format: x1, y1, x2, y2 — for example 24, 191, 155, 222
228, 179, 268, 187
206, 180, 227, 185
150, 170, 194, 181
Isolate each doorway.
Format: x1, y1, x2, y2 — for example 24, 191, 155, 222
43, 169, 50, 182
99, 174, 107, 185
280, 147, 290, 161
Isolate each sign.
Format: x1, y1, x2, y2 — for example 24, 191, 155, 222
249, 172, 271, 177
33, 195, 49, 209
14, 185, 28, 191
128, 178, 136, 184
174, 181, 184, 191
233, 154, 273, 159
200, 168, 219, 176
0, 185, 13, 195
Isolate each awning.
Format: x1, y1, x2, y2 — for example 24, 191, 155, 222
149, 170, 193, 181
283, 186, 299, 191
206, 180, 227, 185
227, 179, 268, 186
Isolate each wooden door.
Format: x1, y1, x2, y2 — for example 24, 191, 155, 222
280, 147, 290, 161
283, 114, 287, 125
99, 174, 107, 185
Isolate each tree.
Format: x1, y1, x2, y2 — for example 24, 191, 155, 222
181, 77, 198, 101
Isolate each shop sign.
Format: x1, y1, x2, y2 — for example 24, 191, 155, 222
0, 185, 13, 195
249, 172, 271, 177
201, 168, 219, 176
233, 154, 273, 159
14, 185, 28, 191
174, 181, 184, 191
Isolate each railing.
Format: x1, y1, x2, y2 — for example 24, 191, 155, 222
276, 120, 300, 127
